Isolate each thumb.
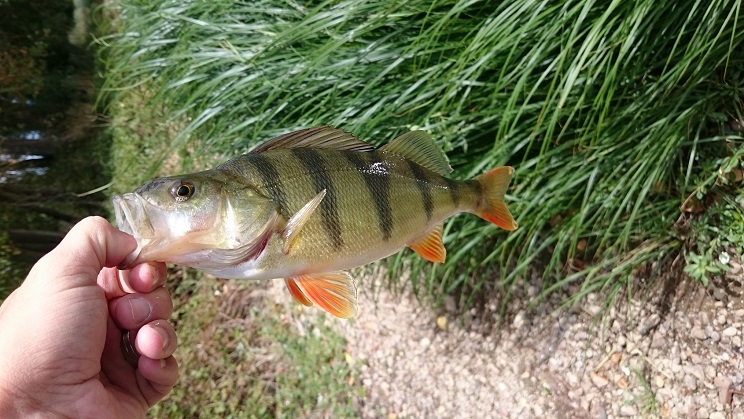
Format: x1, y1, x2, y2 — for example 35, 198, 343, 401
27, 216, 137, 289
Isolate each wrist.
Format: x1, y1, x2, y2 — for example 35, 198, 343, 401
0, 388, 26, 418
0, 379, 42, 418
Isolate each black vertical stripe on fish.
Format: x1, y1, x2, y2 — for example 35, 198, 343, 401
245, 154, 287, 212
344, 152, 393, 241
407, 160, 434, 221
444, 178, 461, 208
291, 149, 343, 249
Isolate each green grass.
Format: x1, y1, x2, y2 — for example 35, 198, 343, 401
147, 269, 360, 418
95, 0, 744, 416
634, 368, 658, 417
97, 0, 744, 312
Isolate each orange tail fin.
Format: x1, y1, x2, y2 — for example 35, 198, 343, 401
473, 166, 518, 231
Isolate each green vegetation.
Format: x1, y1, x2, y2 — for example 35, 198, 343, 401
634, 368, 658, 417
148, 271, 360, 418
98, 0, 744, 312
683, 193, 744, 286
96, 0, 744, 415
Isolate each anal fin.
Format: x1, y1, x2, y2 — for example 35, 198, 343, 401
285, 278, 312, 306
286, 271, 359, 318
407, 223, 446, 263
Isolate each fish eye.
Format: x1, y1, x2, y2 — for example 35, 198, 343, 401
171, 181, 195, 202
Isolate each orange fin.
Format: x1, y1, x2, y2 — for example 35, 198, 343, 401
285, 278, 312, 306
250, 126, 375, 153
289, 271, 359, 318
282, 189, 326, 254
474, 166, 518, 231
407, 223, 446, 263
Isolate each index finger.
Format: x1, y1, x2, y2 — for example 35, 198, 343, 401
98, 262, 168, 299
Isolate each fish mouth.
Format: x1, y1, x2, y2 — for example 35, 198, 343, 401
112, 193, 155, 269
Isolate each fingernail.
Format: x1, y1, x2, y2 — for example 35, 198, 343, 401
160, 358, 167, 369
153, 323, 170, 351
128, 298, 152, 324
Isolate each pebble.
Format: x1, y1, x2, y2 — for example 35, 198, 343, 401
436, 316, 448, 331
419, 337, 431, 349
331, 263, 744, 419
443, 296, 457, 313
513, 311, 526, 329
696, 407, 709, 418
651, 332, 665, 348
722, 326, 738, 337
656, 387, 674, 402
688, 365, 706, 380
714, 376, 732, 404
638, 314, 660, 335
684, 374, 697, 390
591, 373, 609, 388
619, 405, 637, 417
566, 371, 579, 386
712, 287, 725, 301
691, 326, 707, 340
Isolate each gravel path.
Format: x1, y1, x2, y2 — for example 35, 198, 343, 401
328, 267, 744, 419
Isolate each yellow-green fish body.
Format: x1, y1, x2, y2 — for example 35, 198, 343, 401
113, 127, 517, 318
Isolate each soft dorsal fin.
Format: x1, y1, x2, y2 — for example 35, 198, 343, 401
380, 131, 452, 175
250, 126, 376, 153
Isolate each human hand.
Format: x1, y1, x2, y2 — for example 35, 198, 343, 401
0, 216, 178, 417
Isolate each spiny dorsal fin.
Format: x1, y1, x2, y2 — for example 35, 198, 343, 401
250, 126, 376, 153
407, 223, 446, 263
380, 131, 452, 175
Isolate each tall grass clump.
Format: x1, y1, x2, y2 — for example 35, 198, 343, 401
99, 0, 744, 308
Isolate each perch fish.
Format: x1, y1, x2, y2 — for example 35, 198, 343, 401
113, 126, 518, 318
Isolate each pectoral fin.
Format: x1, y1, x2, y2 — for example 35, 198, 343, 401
286, 271, 359, 318
282, 190, 326, 254
407, 223, 446, 263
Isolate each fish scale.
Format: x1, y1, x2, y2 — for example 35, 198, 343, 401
113, 126, 518, 318
229, 148, 471, 269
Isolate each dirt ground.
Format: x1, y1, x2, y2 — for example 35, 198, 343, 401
268, 263, 744, 419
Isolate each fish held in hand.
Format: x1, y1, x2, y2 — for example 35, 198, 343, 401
112, 126, 518, 318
